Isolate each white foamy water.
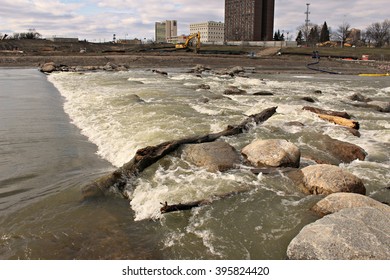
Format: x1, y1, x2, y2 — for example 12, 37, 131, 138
49, 71, 390, 221
47, 70, 390, 258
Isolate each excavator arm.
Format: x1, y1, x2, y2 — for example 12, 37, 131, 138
175, 32, 201, 53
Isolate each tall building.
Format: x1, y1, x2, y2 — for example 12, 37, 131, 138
225, 0, 275, 41
155, 20, 177, 43
190, 21, 224, 43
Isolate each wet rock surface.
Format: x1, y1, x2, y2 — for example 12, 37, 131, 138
289, 164, 366, 195
287, 207, 390, 260
241, 139, 301, 168
312, 192, 390, 216
181, 141, 241, 172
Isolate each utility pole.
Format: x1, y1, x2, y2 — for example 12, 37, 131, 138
305, 3, 310, 45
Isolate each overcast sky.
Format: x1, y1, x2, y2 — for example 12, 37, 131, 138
0, 0, 388, 42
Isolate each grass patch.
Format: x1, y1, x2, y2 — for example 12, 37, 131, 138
281, 47, 390, 61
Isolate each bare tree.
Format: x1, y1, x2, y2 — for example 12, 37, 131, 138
365, 19, 390, 47
333, 21, 351, 47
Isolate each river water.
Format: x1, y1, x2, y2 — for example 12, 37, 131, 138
0, 68, 389, 259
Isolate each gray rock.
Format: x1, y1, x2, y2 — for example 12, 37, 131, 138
241, 139, 300, 168
223, 86, 247, 95
302, 133, 366, 165
287, 207, 390, 259
198, 84, 211, 90
191, 64, 210, 73
103, 62, 118, 71
349, 93, 372, 102
292, 164, 366, 195
312, 192, 390, 216
181, 141, 240, 172
116, 65, 129, 71
228, 66, 245, 75
367, 101, 390, 112
318, 134, 366, 163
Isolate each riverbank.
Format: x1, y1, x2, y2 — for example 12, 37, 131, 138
0, 51, 386, 75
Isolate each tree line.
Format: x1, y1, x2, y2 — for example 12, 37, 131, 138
0, 29, 41, 40
292, 19, 390, 48
274, 19, 389, 48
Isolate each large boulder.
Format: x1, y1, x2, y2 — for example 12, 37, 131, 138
316, 134, 366, 164
312, 193, 390, 216
39, 62, 56, 73
181, 141, 240, 172
241, 139, 301, 168
287, 207, 390, 260
290, 164, 366, 195
301, 133, 366, 165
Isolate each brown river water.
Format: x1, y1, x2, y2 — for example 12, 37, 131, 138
0, 68, 389, 259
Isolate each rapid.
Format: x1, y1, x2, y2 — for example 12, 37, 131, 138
0, 68, 389, 259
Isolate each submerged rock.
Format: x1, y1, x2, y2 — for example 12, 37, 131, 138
301, 133, 366, 165
290, 164, 366, 195
198, 84, 211, 90
252, 91, 274, 96
312, 192, 390, 216
367, 101, 390, 113
241, 139, 300, 168
301, 96, 316, 103
181, 141, 240, 172
287, 207, 390, 260
223, 86, 247, 95
349, 93, 372, 102
318, 134, 366, 163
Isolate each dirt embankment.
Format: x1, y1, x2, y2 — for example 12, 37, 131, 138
0, 39, 384, 74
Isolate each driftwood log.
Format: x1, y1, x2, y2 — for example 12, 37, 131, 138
303, 106, 351, 119
317, 114, 360, 130
302, 106, 359, 130
160, 188, 253, 214
82, 107, 278, 200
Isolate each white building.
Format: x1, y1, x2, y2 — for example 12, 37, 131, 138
189, 21, 224, 43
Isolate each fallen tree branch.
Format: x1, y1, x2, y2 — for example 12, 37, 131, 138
303, 106, 351, 119
317, 114, 360, 130
160, 188, 253, 214
302, 106, 359, 130
82, 107, 278, 199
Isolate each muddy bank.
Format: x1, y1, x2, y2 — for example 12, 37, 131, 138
0, 52, 383, 75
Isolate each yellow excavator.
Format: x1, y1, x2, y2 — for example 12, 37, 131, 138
175, 32, 201, 53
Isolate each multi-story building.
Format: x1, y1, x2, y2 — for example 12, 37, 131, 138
189, 21, 224, 43
225, 0, 275, 41
155, 20, 178, 43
